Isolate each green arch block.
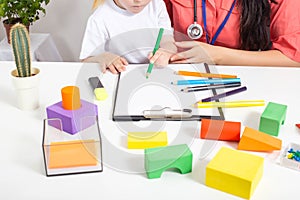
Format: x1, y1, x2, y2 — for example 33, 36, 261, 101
144, 144, 193, 179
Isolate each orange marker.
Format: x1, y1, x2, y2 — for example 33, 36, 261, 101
61, 86, 81, 110
175, 71, 237, 79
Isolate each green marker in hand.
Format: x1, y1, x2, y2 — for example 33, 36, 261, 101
146, 28, 164, 78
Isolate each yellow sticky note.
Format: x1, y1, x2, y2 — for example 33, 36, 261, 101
128, 131, 167, 149
206, 147, 264, 199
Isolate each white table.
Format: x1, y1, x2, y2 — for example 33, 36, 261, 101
1, 61, 300, 200
0, 33, 63, 62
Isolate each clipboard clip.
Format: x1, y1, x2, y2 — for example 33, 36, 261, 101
143, 107, 193, 119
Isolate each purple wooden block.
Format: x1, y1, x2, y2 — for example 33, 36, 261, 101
46, 99, 98, 134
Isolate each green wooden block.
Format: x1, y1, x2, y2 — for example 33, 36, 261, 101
259, 102, 287, 136
144, 144, 193, 179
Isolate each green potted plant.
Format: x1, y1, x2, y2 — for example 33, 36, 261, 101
0, 0, 50, 43
10, 23, 40, 110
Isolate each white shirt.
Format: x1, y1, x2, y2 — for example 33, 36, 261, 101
79, 0, 172, 63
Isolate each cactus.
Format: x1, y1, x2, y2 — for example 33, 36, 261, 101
10, 23, 32, 77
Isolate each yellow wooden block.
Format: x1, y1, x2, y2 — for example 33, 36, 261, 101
128, 132, 167, 149
206, 147, 264, 199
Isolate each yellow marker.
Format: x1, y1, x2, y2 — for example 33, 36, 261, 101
195, 100, 265, 108
128, 131, 167, 149
88, 77, 108, 101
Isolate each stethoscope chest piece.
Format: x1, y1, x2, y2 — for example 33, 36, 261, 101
187, 22, 203, 40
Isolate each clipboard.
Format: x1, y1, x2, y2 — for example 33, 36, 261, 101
112, 63, 225, 121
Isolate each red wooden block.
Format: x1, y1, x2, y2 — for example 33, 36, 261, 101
200, 119, 241, 141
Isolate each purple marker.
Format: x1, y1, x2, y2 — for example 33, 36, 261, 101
200, 86, 247, 102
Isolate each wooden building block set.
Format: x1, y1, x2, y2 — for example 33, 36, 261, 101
46, 86, 98, 134
38, 66, 297, 199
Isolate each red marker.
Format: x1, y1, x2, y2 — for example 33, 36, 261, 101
296, 124, 300, 129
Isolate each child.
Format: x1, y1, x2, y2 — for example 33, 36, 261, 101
80, 0, 176, 74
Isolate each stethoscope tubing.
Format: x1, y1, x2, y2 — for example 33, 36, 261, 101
188, 0, 237, 44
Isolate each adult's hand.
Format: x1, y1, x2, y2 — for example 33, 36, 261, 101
170, 41, 221, 64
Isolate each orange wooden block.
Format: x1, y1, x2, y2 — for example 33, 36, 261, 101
49, 140, 97, 169
200, 119, 241, 141
61, 86, 81, 110
238, 127, 282, 151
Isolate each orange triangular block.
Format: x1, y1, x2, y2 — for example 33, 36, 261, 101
238, 127, 282, 151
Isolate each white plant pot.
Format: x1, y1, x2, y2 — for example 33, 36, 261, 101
11, 68, 40, 111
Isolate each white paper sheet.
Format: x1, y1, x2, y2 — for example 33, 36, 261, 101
113, 63, 224, 120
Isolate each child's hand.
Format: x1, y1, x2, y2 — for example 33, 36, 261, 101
101, 52, 128, 74
86, 52, 128, 74
148, 48, 172, 67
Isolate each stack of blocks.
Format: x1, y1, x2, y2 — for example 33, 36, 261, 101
44, 86, 100, 173
206, 147, 264, 199
259, 102, 287, 136
46, 86, 98, 134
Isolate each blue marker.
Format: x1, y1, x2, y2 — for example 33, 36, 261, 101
171, 78, 240, 85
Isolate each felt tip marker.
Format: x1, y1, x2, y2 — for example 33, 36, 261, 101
88, 77, 108, 101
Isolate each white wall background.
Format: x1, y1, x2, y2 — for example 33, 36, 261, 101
0, 0, 94, 61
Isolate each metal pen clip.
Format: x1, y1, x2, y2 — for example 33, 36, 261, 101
143, 107, 193, 119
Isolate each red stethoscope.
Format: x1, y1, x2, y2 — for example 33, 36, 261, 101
187, 0, 236, 45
